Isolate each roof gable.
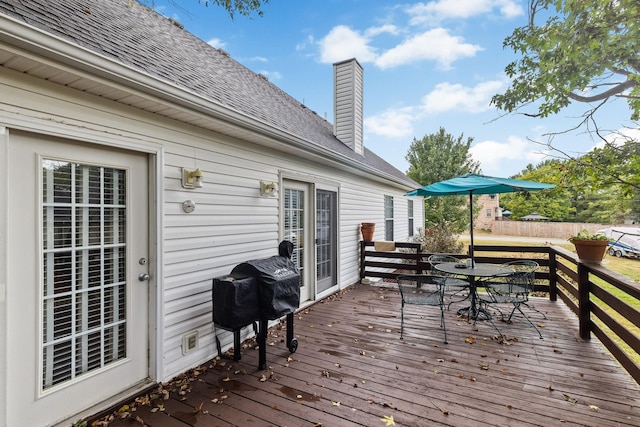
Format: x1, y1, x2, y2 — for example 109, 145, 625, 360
0, 0, 417, 187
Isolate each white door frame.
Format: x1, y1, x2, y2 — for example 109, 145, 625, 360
280, 173, 341, 303
314, 182, 340, 300
0, 123, 163, 426
281, 179, 313, 303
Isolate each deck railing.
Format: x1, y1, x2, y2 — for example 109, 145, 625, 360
359, 241, 640, 385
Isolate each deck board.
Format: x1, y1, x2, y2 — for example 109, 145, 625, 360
87, 283, 640, 427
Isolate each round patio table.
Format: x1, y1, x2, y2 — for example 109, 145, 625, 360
434, 263, 513, 320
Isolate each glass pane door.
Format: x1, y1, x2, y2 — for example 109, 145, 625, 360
42, 160, 127, 389
316, 189, 337, 294
284, 187, 305, 290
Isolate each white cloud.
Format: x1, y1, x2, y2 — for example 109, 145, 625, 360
406, 0, 523, 25
318, 25, 378, 63
603, 127, 640, 147
249, 56, 268, 63
207, 38, 226, 49
364, 24, 400, 37
319, 25, 480, 70
421, 80, 505, 113
296, 35, 315, 51
364, 79, 507, 138
364, 107, 416, 138
470, 136, 548, 176
375, 28, 481, 70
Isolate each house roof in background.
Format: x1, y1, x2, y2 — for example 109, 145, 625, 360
0, 0, 417, 187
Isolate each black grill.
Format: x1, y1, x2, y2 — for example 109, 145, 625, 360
212, 241, 300, 369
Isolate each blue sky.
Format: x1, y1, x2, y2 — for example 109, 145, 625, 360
154, 0, 634, 178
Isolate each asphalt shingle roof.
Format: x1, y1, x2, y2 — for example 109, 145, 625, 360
0, 0, 417, 186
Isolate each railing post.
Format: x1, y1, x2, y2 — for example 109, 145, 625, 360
577, 262, 591, 340
359, 241, 365, 279
416, 244, 422, 274
548, 251, 557, 301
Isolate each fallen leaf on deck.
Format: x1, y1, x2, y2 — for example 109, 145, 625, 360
331, 401, 341, 407
380, 415, 396, 426
465, 337, 476, 344
563, 394, 578, 403
440, 408, 449, 415
589, 405, 600, 411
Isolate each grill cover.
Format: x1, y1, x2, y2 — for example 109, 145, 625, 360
212, 275, 259, 329
231, 255, 300, 320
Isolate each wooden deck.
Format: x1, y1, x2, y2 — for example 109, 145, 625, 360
89, 283, 640, 427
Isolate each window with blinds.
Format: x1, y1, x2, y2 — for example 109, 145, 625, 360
384, 195, 394, 241
407, 200, 414, 237
284, 188, 305, 288
41, 160, 127, 389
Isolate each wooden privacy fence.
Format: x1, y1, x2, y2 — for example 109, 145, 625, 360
359, 240, 640, 385
491, 221, 612, 239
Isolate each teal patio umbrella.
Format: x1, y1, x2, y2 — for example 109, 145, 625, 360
405, 173, 555, 265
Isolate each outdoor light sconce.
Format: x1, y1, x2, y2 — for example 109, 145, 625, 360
182, 167, 204, 189
260, 180, 278, 197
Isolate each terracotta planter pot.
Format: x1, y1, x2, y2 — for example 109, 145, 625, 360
572, 239, 609, 262
360, 222, 375, 242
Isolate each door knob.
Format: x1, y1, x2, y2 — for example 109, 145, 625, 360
138, 273, 150, 282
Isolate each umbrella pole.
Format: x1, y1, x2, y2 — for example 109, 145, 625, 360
469, 192, 474, 267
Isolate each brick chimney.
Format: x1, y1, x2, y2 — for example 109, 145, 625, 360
333, 58, 364, 155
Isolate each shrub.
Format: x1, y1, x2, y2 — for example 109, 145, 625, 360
410, 222, 463, 254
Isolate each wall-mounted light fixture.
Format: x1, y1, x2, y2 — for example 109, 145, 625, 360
182, 167, 204, 189
260, 180, 278, 197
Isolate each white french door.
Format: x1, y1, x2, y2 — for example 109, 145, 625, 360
283, 181, 311, 303
283, 180, 339, 302
316, 188, 338, 297
6, 131, 150, 426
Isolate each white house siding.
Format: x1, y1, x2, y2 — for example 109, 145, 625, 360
0, 69, 422, 387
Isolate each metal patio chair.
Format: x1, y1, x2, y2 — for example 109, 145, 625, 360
428, 254, 470, 309
397, 274, 448, 344
477, 260, 545, 339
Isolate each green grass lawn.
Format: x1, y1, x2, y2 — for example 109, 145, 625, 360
459, 234, 640, 282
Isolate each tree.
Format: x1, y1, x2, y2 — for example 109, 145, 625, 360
492, 0, 640, 121
500, 160, 575, 221
501, 158, 636, 223
140, 0, 269, 18
491, 0, 640, 196
405, 128, 481, 233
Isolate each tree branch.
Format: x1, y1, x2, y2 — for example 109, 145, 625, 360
567, 79, 637, 103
